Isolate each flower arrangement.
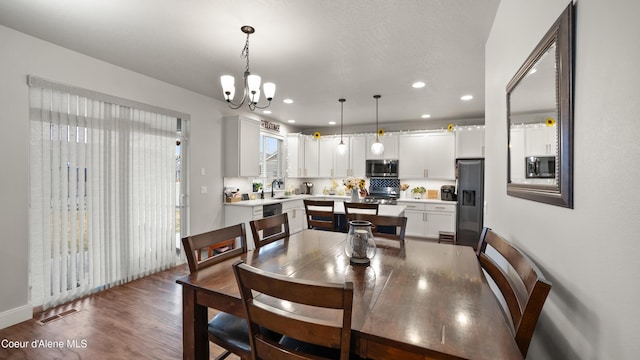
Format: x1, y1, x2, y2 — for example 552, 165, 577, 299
313, 131, 321, 139
343, 177, 366, 191
411, 186, 426, 199
447, 123, 455, 132
377, 128, 385, 136
400, 183, 410, 191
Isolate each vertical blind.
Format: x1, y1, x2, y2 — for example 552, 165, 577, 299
28, 76, 184, 309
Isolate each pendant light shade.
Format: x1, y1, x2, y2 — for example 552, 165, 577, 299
370, 95, 384, 155
336, 98, 347, 154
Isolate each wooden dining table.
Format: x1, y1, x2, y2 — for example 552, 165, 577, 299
176, 229, 523, 360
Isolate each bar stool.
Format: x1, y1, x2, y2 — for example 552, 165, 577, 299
438, 231, 456, 245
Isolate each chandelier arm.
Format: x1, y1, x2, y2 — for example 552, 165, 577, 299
251, 99, 273, 110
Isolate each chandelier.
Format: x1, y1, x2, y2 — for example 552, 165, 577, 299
370, 95, 384, 155
220, 26, 275, 111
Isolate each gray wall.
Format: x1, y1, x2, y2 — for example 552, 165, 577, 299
486, 0, 640, 358
0, 24, 239, 327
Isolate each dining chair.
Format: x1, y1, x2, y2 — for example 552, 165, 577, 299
344, 202, 379, 219
476, 227, 552, 358
348, 214, 408, 245
182, 223, 251, 360
249, 213, 290, 249
303, 199, 335, 231
232, 260, 354, 360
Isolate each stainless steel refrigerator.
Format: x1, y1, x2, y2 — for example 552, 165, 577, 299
456, 159, 484, 249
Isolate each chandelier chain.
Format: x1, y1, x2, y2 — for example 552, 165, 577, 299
241, 33, 251, 73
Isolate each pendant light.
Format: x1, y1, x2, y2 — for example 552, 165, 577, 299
336, 98, 347, 154
370, 95, 384, 155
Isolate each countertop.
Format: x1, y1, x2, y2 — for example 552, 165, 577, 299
224, 194, 457, 207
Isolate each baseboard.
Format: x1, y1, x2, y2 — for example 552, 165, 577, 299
0, 303, 32, 330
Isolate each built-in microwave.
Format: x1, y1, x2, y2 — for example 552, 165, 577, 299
366, 159, 399, 178
525, 156, 555, 178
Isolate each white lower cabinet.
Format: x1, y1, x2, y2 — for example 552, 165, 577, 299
283, 200, 305, 234
224, 205, 263, 250
398, 201, 456, 238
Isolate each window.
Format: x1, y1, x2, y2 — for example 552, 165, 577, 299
259, 133, 283, 183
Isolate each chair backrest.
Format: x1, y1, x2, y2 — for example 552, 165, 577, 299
249, 213, 290, 249
303, 199, 335, 231
181, 223, 247, 273
476, 227, 552, 358
344, 202, 379, 218
233, 260, 354, 360
348, 214, 407, 244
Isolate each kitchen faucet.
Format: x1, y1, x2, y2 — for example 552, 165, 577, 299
271, 179, 283, 198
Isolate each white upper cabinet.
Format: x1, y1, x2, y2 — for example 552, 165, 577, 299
525, 125, 557, 156
224, 116, 260, 177
318, 137, 337, 177
348, 136, 366, 177
455, 127, 485, 158
286, 133, 305, 178
509, 128, 526, 181
398, 132, 456, 180
333, 137, 350, 178
304, 136, 320, 177
366, 133, 398, 160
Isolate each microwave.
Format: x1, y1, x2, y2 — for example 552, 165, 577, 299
525, 156, 555, 178
366, 159, 399, 178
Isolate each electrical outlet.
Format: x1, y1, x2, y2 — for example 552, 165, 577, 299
200, 186, 207, 194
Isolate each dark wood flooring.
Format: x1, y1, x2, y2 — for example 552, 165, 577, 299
0, 265, 239, 360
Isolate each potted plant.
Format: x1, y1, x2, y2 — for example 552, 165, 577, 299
411, 186, 426, 199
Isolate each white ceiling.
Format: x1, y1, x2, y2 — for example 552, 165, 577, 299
0, 0, 500, 129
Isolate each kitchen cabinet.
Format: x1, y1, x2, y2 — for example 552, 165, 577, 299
319, 137, 349, 178
224, 204, 263, 250
525, 125, 557, 156
455, 126, 485, 158
286, 133, 305, 178
398, 132, 456, 180
397, 201, 456, 238
283, 199, 305, 234
348, 136, 366, 177
224, 116, 260, 177
366, 134, 398, 160
304, 136, 320, 177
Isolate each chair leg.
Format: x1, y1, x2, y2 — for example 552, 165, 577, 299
215, 350, 232, 360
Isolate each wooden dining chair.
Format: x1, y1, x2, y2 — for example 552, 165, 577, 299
249, 213, 290, 249
303, 199, 335, 231
348, 214, 408, 245
232, 260, 354, 360
476, 227, 552, 358
344, 202, 379, 219
182, 223, 251, 360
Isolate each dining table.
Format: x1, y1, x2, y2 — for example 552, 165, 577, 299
176, 229, 523, 360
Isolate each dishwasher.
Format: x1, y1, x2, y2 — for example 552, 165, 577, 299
262, 203, 283, 237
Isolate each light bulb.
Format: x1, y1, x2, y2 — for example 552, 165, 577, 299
263, 82, 276, 100
336, 141, 347, 155
371, 141, 384, 155
247, 74, 261, 93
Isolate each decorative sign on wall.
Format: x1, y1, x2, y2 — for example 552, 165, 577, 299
260, 119, 280, 133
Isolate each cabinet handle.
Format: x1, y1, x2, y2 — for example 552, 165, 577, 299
423, 213, 427, 222
406, 205, 417, 209
424, 169, 429, 178
482, 145, 485, 156
435, 206, 445, 210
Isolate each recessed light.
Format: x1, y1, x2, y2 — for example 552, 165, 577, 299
283, 99, 294, 104
262, 110, 272, 114
421, 114, 431, 119
412, 81, 426, 89
287, 119, 296, 123
460, 95, 473, 101
328, 121, 336, 125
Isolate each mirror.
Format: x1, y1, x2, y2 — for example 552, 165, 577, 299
507, 3, 574, 208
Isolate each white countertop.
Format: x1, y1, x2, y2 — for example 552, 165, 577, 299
224, 194, 456, 207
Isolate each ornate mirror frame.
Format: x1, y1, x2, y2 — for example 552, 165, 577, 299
506, 4, 574, 208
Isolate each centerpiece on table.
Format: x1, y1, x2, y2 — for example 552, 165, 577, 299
411, 186, 426, 199
343, 177, 367, 202
400, 183, 410, 198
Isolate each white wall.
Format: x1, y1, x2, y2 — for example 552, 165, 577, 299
486, 0, 640, 358
0, 25, 231, 328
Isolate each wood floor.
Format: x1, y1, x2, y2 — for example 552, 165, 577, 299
0, 264, 240, 360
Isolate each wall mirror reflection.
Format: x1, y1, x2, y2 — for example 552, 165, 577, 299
506, 3, 574, 208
